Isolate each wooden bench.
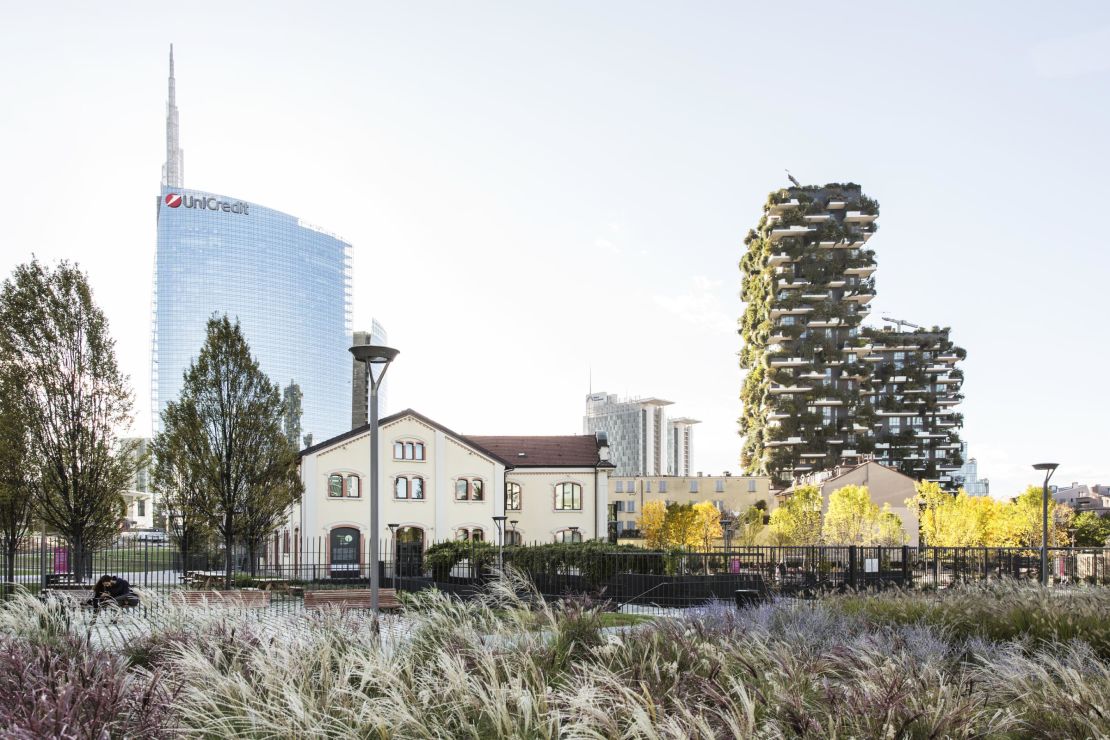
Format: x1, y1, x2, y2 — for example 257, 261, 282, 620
170, 590, 271, 608
303, 589, 402, 611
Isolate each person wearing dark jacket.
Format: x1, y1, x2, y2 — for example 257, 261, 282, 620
89, 575, 139, 609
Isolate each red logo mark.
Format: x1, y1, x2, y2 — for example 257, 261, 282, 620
164, 193, 182, 208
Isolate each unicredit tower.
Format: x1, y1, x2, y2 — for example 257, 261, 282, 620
152, 46, 351, 444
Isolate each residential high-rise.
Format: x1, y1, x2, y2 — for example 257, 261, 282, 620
739, 183, 879, 484
351, 320, 389, 428
738, 182, 965, 489
859, 326, 965, 487
152, 47, 352, 442
958, 443, 990, 496
667, 417, 699, 476
583, 392, 672, 476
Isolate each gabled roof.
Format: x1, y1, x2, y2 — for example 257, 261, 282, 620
778, 460, 917, 495
299, 408, 513, 467
465, 435, 610, 468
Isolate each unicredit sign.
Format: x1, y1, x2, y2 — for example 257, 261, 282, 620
164, 192, 249, 215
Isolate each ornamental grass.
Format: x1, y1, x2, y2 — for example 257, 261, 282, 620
0, 578, 1108, 737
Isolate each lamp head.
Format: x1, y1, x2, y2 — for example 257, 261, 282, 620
350, 344, 399, 388
1032, 463, 1058, 471
387, 522, 399, 531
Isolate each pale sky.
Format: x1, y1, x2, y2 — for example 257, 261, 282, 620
1, 2, 1107, 499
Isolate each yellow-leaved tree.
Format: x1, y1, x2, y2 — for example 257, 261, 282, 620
911, 482, 1071, 547
692, 501, 723, 551
663, 503, 700, 549
767, 485, 822, 545
637, 500, 667, 549
822, 484, 879, 545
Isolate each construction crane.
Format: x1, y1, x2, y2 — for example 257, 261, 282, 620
881, 316, 922, 332
785, 169, 801, 188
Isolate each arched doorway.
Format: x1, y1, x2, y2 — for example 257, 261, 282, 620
330, 527, 360, 579
395, 526, 424, 578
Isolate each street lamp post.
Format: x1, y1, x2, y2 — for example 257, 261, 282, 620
1033, 462, 1059, 587
492, 515, 507, 573
350, 343, 399, 615
720, 516, 735, 552
387, 523, 399, 591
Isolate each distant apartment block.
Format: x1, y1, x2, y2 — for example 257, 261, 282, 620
610, 473, 773, 536
121, 437, 154, 529
667, 417, 700, 476
1053, 483, 1110, 516
583, 392, 672, 476
958, 442, 990, 496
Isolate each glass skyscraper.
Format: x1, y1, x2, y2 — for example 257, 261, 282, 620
152, 47, 351, 444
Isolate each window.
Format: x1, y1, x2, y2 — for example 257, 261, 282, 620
395, 477, 409, 499
614, 500, 624, 513
615, 481, 623, 493
555, 529, 583, 543
554, 482, 582, 511
626, 500, 635, 514
456, 478, 484, 501
328, 474, 343, 498
471, 528, 484, 542
505, 482, 521, 511
689, 480, 699, 493
345, 474, 359, 498
393, 440, 425, 461
659, 480, 668, 493
781, 316, 795, 326
645, 481, 652, 493
715, 480, 725, 493
505, 530, 523, 546
137, 499, 146, 517
411, 477, 424, 499
748, 479, 757, 492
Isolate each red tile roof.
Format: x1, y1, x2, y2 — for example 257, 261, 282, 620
465, 435, 601, 468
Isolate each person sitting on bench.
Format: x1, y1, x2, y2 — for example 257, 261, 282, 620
88, 575, 139, 609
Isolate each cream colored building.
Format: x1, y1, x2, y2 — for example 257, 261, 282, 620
779, 460, 920, 546
280, 409, 613, 575
610, 473, 774, 535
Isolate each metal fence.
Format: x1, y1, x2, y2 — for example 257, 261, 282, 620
12, 535, 1110, 614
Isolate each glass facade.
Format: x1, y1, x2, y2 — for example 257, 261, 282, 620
153, 187, 352, 444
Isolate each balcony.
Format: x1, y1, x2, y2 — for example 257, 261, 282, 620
770, 306, 813, 319
769, 332, 790, 343
768, 252, 792, 267
843, 290, 875, 304
817, 240, 838, 250
768, 199, 800, 213
813, 398, 844, 406
769, 385, 812, 395
844, 265, 877, 276
808, 318, 844, 328
768, 411, 792, 420
801, 292, 828, 301
769, 356, 808, 367
844, 211, 878, 223
769, 226, 815, 242
767, 436, 803, 447
841, 449, 858, 457
800, 453, 826, 459
827, 200, 846, 210
805, 213, 832, 222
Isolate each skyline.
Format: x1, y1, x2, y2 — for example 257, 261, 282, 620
1, 3, 1107, 499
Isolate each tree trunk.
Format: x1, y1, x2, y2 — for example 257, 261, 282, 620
247, 541, 258, 577
223, 514, 234, 590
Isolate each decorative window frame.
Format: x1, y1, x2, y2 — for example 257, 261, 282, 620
454, 477, 486, 502
327, 471, 363, 499
393, 474, 427, 501
392, 437, 428, 462
505, 481, 522, 512
552, 481, 584, 512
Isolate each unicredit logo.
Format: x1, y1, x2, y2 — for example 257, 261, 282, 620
164, 192, 250, 215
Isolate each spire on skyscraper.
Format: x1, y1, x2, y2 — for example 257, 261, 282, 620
162, 44, 184, 188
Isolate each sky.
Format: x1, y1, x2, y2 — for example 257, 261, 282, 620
1, 2, 1107, 499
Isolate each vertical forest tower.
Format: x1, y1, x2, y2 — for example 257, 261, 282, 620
738, 183, 965, 489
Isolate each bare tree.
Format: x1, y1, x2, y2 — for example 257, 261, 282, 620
0, 260, 135, 580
